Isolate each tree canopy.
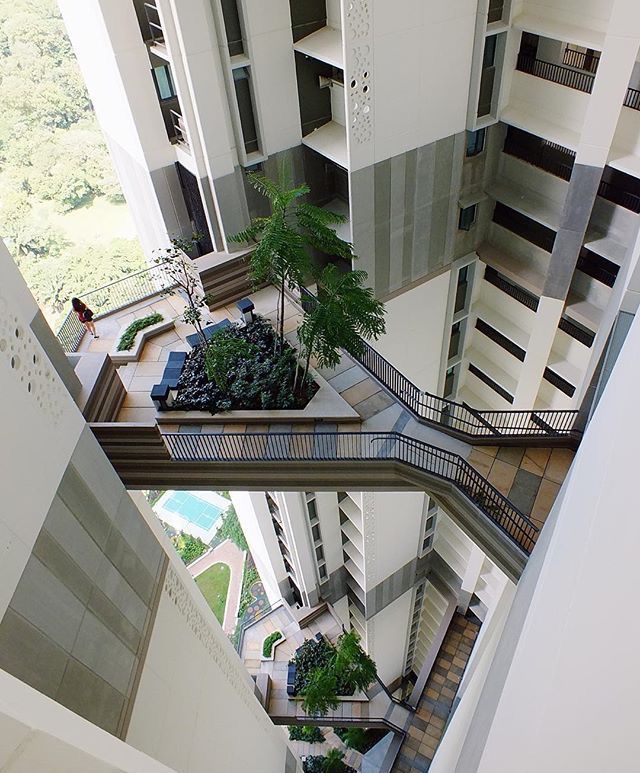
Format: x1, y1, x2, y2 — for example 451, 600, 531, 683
0, 0, 144, 328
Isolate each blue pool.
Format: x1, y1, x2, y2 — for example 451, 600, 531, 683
162, 492, 225, 531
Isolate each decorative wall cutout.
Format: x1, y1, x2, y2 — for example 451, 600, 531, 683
346, 1, 373, 145
363, 492, 376, 586
163, 565, 273, 732
0, 294, 64, 424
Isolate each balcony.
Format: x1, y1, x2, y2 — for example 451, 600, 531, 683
503, 126, 575, 182
516, 53, 595, 94
624, 87, 640, 112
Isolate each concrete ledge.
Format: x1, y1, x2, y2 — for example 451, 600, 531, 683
110, 315, 175, 364
156, 368, 360, 424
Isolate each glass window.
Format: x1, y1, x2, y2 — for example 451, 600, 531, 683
483, 35, 497, 68
466, 128, 486, 157
315, 545, 324, 561
153, 65, 175, 100
307, 498, 318, 522
319, 564, 328, 580
448, 322, 461, 360
458, 204, 478, 231
312, 524, 321, 542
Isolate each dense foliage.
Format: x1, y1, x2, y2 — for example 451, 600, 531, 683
262, 631, 283, 658
116, 312, 163, 351
237, 564, 260, 619
172, 532, 208, 565
333, 727, 386, 754
204, 329, 257, 389
287, 725, 324, 743
0, 0, 144, 327
303, 750, 355, 773
174, 316, 317, 412
292, 638, 354, 698
215, 505, 248, 552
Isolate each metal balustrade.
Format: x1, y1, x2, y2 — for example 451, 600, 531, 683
516, 53, 595, 94
55, 263, 174, 352
299, 288, 579, 440
562, 47, 600, 73
597, 179, 640, 214
624, 87, 640, 111
164, 431, 539, 555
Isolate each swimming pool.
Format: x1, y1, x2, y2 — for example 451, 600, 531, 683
161, 491, 225, 531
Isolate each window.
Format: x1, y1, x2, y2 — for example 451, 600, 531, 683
153, 65, 176, 101
312, 524, 321, 543
459, 204, 478, 231
444, 366, 456, 398
466, 128, 486, 157
307, 498, 318, 522
233, 67, 259, 155
315, 545, 324, 561
319, 564, 328, 580
448, 321, 462, 360
483, 35, 497, 68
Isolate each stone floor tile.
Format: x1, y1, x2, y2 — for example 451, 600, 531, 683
545, 448, 575, 484
487, 459, 519, 497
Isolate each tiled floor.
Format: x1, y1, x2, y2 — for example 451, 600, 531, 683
392, 613, 480, 773
467, 445, 574, 528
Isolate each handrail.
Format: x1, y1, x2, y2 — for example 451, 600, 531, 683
299, 288, 579, 441
516, 53, 595, 94
55, 262, 174, 352
163, 431, 539, 555
624, 87, 640, 111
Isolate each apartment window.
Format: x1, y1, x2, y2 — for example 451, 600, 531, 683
448, 321, 462, 360
307, 497, 318, 522
459, 204, 478, 231
483, 35, 497, 68
315, 545, 324, 562
233, 67, 259, 155
220, 0, 244, 56
466, 128, 486, 157
153, 64, 176, 100
454, 265, 470, 313
319, 564, 328, 580
312, 524, 321, 542
444, 366, 457, 398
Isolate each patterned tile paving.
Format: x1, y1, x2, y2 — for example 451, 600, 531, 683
392, 613, 480, 773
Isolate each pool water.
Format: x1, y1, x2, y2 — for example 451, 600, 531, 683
162, 492, 225, 531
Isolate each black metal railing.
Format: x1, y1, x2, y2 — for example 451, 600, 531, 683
483, 266, 540, 311
543, 368, 576, 398
562, 47, 600, 74
516, 53, 595, 94
468, 363, 515, 404
624, 87, 640, 111
164, 432, 539, 555
493, 202, 556, 253
55, 263, 174, 352
597, 179, 640, 214
558, 316, 595, 347
503, 126, 575, 182
576, 247, 620, 288
475, 318, 526, 362
299, 287, 578, 440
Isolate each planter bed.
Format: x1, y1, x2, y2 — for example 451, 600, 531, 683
171, 316, 318, 413
110, 314, 174, 364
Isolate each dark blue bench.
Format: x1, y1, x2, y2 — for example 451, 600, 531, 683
151, 351, 187, 410
185, 318, 232, 348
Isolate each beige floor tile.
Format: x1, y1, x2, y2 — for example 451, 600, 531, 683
117, 407, 157, 422
339, 378, 381, 405
131, 361, 166, 377
151, 330, 181, 347
468, 448, 495, 477
86, 338, 113, 353
545, 448, 575, 484
487, 459, 518, 497
521, 447, 552, 476
530, 478, 561, 524
476, 444, 499, 458
129, 376, 160, 392
139, 343, 162, 361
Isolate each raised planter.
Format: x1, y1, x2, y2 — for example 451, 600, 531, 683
261, 631, 287, 661
110, 314, 175, 364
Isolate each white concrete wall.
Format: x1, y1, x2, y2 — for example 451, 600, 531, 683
374, 271, 451, 393
463, 306, 640, 772
368, 589, 413, 685
371, 492, 425, 585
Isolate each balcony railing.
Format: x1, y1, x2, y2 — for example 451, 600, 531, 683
597, 179, 640, 214
170, 110, 188, 146
516, 53, 595, 94
558, 316, 595, 347
503, 126, 575, 182
300, 288, 578, 442
562, 47, 600, 74
164, 431, 539, 555
143, 2, 164, 45
483, 266, 540, 312
55, 263, 174, 352
624, 87, 640, 111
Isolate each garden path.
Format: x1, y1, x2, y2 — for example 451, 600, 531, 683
187, 539, 246, 634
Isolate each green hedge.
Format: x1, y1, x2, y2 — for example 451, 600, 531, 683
288, 725, 324, 743
116, 312, 163, 351
262, 630, 283, 658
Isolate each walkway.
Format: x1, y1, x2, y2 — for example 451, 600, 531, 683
187, 539, 245, 634
392, 613, 480, 772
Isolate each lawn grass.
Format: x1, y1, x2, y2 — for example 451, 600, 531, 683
195, 562, 231, 624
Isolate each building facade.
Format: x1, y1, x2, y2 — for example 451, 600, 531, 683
2, 0, 640, 769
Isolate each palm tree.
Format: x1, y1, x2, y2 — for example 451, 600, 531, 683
324, 748, 346, 773
297, 265, 386, 390
334, 630, 377, 694
300, 667, 340, 717
230, 170, 354, 350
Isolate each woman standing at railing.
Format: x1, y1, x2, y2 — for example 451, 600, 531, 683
71, 297, 99, 338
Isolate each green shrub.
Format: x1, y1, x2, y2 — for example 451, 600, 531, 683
172, 532, 207, 565
216, 505, 248, 551
262, 631, 283, 658
204, 328, 257, 388
117, 312, 163, 351
237, 565, 260, 619
288, 725, 324, 743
